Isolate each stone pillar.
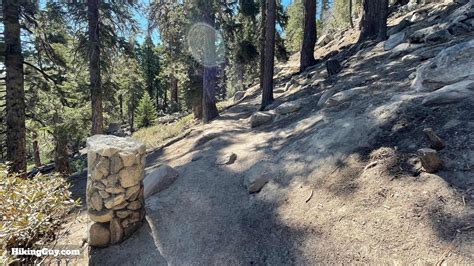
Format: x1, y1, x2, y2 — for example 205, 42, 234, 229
86, 135, 146, 247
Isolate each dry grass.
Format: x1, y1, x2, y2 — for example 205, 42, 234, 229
132, 114, 196, 151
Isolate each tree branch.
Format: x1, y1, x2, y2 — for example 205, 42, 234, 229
23, 61, 57, 84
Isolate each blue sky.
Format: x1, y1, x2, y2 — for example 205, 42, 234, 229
135, 0, 294, 44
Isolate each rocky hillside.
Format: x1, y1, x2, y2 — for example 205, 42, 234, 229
85, 1, 474, 264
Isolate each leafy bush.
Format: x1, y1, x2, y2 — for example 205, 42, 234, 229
135, 92, 158, 128
0, 168, 79, 264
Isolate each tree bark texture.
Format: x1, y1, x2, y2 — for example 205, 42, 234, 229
261, 0, 276, 110
88, 0, 104, 135
359, 0, 389, 41
300, 0, 317, 72
4, 0, 27, 173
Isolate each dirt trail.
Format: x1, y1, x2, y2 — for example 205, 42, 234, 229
86, 3, 474, 264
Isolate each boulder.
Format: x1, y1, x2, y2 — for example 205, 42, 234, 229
417, 148, 443, 173
325, 87, 368, 107
244, 162, 279, 193
216, 153, 238, 165
387, 19, 411, 36
447, 21, 471, 35
233, 91, 246, 103
389, 43, 424, 58
88, 223, 110, 247
422, 80, 474, 106
384, 32, 407, 50
424, 29, 452, 44
317, 34, 333, 46
143, 165, 179, 199
275, 101, 302, 115
317, 88, 336, 107
109, 219, 124, 245
412, 40, 474, 92
423, 128, 446, 150
408, 25, 442, 43
250, 112, 274, 128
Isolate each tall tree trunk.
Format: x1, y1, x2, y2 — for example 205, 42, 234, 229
4, 0, 27, 173
261, 0, 276, 110
170, 75, 178, 109
54, 130, 69, 176
32, 132, 42, 167
358, 0, 389, 42
300, 0, 317, 72
88, 0, 104, 135
349, 0, 354, 28
202, 7, 219, 123
259, 0, 267, 93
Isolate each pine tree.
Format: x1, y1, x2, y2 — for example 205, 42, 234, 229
300, 0, 317, 72
261, 0, 276, 110
359, 0, 389, 41
135, 92, 157, 129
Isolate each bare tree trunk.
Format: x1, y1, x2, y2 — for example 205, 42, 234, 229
349, 0, 354, 28
88, 0, 104, 135
359, 0, 389, 41
202, 6, 219, 123
54, 130, 69, 176
170, 75, 178, 110
300, 0, 317, 72
32, 132, 42, 167
4, 0, 27, 173
261, 0, 276, 110
259, 0, 267, 93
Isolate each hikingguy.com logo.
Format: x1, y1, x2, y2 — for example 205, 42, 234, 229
11, 247, 81, 258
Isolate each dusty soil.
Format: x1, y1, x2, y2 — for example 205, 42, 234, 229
56, 2, 473, 265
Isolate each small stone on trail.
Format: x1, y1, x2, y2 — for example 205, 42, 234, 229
216, 153, 238, 165
275, 101, 301, 115
417, 148, 444, 173
143, 165, 179, 199
250, 112, 274, 128
423, 128, 446, 150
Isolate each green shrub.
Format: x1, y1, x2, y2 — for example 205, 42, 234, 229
135, 92, 158, 128
0, 169, 79, 264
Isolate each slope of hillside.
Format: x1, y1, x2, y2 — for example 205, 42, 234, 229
83, 1, 474, 264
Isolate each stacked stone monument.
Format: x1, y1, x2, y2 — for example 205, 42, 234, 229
86, 135, 146, 247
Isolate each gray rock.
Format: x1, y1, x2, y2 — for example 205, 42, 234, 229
125, 184, 141, 200
233, 91, 245, 103
216, 153, 238, 165
317, 34, 333, 46
118, 165, 143, 188
384, 32, 406, 51
417, 148, 443, 173
412, 40, 474, 92
423, 128, 446, 151
88, 209, 114, 223
387, 19, 411, 36
325, 87, 368, 107
98, 190, 110, 199
144, 165, 179, 198
89, 192, 103, 211
93, 157, 109, 180
110, 156, 124, 175
422, 80, 474, 106
119, 151, 137, 167
104, 194, 126, 209
317, 88, 336, 107
244, 163, 279, 193
275, 101, 302, 115
390, 43, 424, 58
127, 201, 142, 210
116, 210, 131, 219
109, 218, 124, 245
402, 54, 421, 62
250, 112, 274, 128
88, 223, 110, 247
105, 185, 125, 194
409, 25, 442, 43
424, 29, 452, 44
448, 21, 471, 35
